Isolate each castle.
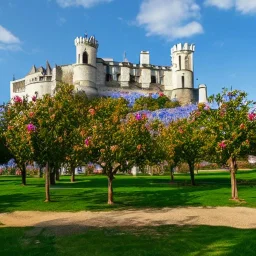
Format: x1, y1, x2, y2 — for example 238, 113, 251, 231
10, 33, 207, 104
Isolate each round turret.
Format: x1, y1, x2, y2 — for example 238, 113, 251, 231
170, 43, 196, 104
73, 34, 99, 98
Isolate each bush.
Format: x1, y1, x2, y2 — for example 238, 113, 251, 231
0, 166, 18, 175
236, 160, 256, 169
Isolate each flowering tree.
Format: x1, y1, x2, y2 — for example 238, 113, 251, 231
199, 90, 256, 199
3, 96, 35, 185
158, 126, 180, 181
28, 84, 89, 200
85, 97, 156, 204
53, 85, 90, 182
160, 113, 208, 185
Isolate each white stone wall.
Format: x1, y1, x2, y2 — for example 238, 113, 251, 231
120, 66, 130, 87
139, 68, 151, 88
73, 64, 96, 86
163, 70, 173, 90
11, 75, 52, 101
26, 81, 52, 99
59, 65, 74, 85
96, 63, 106, 87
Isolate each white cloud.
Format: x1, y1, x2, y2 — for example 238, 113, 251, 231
204, 0, 256, 14
204, 0, 234, 9
236, 0, 256, 14
0, 25, 21, 51
56, 0, 112, 8
136, 0, 203, 41
0, 25, 20, 44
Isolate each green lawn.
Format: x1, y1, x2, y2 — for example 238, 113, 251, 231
0, 170, 256, 212
0, 225, 255, 256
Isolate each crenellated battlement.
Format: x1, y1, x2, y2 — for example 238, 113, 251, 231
74, 35, 99, 49
171, 43, 195, 54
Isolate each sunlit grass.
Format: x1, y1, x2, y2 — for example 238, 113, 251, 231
0, 170, 255, 212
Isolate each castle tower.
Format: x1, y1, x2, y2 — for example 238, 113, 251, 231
170, 43, 196, 103
73, 34, 99, 98
199, 84, 208, 103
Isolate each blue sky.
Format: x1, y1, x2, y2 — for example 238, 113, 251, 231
0, 0, 256, 104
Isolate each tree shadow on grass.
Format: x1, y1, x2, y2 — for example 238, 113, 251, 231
0, 193, 43, 213
0, 174, 255, 212
1, 225, 255, 256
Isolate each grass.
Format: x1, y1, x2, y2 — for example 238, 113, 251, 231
0, 225, 255, 256
0, 170, 256, 212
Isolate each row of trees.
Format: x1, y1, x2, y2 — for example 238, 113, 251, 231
1, 84, 256, 204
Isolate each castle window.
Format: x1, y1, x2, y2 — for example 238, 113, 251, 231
182, 76, 185, 88
83, 51, 88, 64
78, 54, 80, 64
179, 56, 181, 70
151, 76, 156, 84
130, 75, 136, 83
39, 77, 44, 81
106, 74, 113, 82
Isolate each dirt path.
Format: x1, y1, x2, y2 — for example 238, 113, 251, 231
1, 207, 256, 232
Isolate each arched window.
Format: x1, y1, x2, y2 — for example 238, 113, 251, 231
151, 76, 156, 83
182, 75, 185, 88
179, 56, 181, 70
83, 51, 88, 64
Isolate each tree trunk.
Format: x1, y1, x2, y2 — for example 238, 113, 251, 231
230, 157, 238, 199
170, 166, 174, 182
71, 166, 75, 182
38, 166, 43, 178
56, 168, 60, 181
21, 164, 26, 186
188, 162, 196, 186
108, 174, 114, 205
196, 163, 199, 174
45, 162, 50, 202
50, 167, 56, 185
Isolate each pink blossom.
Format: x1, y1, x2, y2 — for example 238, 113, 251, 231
84, 137, 91, 147
248, 113, 256, 121
13, 96, 22, 103
218, 141, 226, 149
27, 123, 36, 132
159, 92, 164, 97
32, 95, 37, 102
135, 113, 142, 121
